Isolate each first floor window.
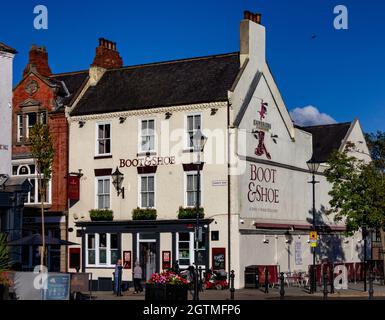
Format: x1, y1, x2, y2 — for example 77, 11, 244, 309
11, 163, 51, 205
97, 177, 110, 209
140, 175, 155, 208
186, 173, 201, 207
86, 233, 119, 266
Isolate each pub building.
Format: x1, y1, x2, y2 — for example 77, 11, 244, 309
66, 12, 371, 289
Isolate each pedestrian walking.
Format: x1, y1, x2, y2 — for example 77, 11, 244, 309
133, 261, 143, 293
114, 259, 123, 296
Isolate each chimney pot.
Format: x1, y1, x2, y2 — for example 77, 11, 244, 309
243, 10, 262, 24
91, 37, 123, 69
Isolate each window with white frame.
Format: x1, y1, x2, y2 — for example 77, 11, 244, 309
139, 175, 155, 208
185, 172, 201, 207
12, 163, 51, 205
177, 232, 193, 267
96, 177, 110, 209
17, 114, 23, 142
86, 233, 118, 266
140, 119, 155, 152
186, 114, 201, 148
26, 113, 37, 139
176, 231, 207, 268
96, 123, 111, 155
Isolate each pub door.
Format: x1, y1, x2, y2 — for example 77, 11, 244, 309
139, 242, 157, 281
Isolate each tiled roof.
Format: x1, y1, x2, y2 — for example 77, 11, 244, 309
71, 52, 240, 116
299, 122, 352, 163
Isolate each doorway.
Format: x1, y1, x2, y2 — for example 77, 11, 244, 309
137, 233, 158, 281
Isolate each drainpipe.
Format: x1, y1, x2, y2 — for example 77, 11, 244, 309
227, 100, 231, 279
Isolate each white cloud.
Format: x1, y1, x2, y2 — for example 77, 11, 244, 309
290, 105, 337, 126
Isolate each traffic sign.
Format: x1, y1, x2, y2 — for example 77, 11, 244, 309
310, 241, 317, 248
310, 231, 317, 240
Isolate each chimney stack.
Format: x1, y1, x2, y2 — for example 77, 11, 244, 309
244, 11, 262, 24
91, 38, 123, 69
23, 45, 52, 78
240, 10, 266, 67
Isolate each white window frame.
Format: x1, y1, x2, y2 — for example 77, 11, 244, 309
184, 171, 203, 208
85, 233, 118, 267
26, 112, 38, 139
95, 176, 111, 210
138, 174, 155, 209
138, 118, 156, 153
17, 114, 23, 142
176, 232, 195, 268
136, 233, 157, 261
185, 113, 202, 150
95, 121, 112, 156
11, 161, 52, 205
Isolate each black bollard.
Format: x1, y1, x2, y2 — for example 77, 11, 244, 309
255, 267, 260, 289
323, 272, 328, 300
264, 268, 269, 294
230, 270, 235, 300
369, 272, 374, 300
330, 266, 335, 294
279, 272, 285, 300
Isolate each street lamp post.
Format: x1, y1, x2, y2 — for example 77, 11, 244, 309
191, 128, 207, 301
307, 157, 320, 294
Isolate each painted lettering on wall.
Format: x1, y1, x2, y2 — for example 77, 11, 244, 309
119, 156, 176, 168
247, 164, 279, 204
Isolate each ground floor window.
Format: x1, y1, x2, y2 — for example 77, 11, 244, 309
86, 233, 118, 267
177, 231, 207, 268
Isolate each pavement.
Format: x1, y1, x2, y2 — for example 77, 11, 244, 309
91, 282, 385, 300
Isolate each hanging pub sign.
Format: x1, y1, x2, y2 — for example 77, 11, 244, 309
162, 251, 171, 270
68, 176, 80, 200
123, 251, 131, 269
212, 248, 226, 270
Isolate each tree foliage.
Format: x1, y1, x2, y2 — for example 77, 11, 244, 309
29, 123, 54, 192
325, 142, 385, 235
0, 233, 10, 272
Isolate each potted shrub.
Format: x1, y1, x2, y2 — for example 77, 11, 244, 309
0, 234, 11, 301
89, 209, 114, 221
145, 271, 189, 301
132, 208, 157, 220
178, 206, 204, 219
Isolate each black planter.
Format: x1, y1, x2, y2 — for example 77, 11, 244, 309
145, 283, 188, 301
0, 285, 9, 301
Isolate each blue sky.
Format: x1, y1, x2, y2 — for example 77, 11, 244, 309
2, 0, 385, 133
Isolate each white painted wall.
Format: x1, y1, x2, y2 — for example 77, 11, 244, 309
0, 49, 15, 176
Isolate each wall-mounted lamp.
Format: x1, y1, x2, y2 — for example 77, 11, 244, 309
111, 166, 125, 199
165, 112, 172, 119
263, 235, 269, 244
240, 219, 245, 224
119, 117, 126, 124
210, 108, 218, 115
78, 121, 85, 128
271, 134, 278, 144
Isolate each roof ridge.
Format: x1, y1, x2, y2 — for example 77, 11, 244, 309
105, 51, 240, 72
51, 70, 88, 77
300, 121, 351, 129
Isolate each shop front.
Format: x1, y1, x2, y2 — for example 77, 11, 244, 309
73, 219, 213, 289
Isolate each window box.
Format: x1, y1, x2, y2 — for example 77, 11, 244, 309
132, 208, 157, 220
89, 209, 114, 221
178, 206, 204, 219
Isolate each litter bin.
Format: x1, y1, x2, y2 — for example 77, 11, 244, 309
244, 265, 260, 289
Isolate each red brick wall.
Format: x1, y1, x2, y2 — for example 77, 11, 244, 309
12, 73, 68, 213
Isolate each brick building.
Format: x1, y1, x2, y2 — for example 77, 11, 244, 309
12, 45, 88, 271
